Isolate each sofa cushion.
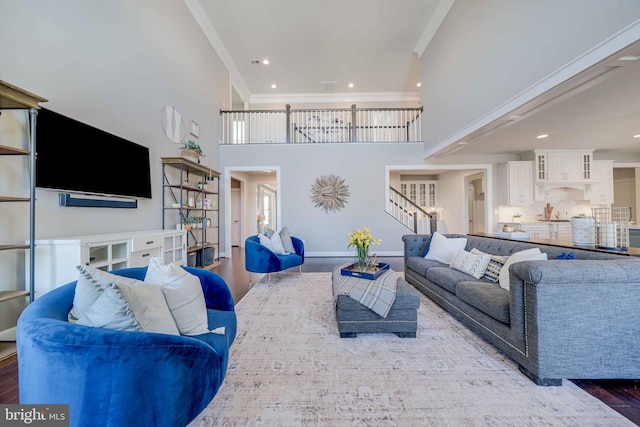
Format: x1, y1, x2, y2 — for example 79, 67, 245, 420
456, 281, 510, 325
278, 253, 303, 270
471, 248, 508, 283
425, 266, 481, 294
450, 249, 491, 279
424, 232, 467, 265
406, 257, 446, 277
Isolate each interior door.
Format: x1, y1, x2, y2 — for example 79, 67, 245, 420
231, 188, 241, 246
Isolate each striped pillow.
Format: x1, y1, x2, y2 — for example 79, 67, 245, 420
470, 248, 508, 283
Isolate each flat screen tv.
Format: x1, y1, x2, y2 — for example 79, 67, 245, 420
35, 108, 152, 199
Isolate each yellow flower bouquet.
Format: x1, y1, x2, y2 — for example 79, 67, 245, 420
347, 227, 381, 271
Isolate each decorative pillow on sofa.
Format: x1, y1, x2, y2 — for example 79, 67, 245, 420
145, 257, 210, 336
449, 250, 492, 279
424, 232, 468, 265
75, 279, 180, 335
69, 265, 149, 322
279, 226, 296, 253
498, 248, 548, 290
259, 232, 287, 254
471, 248, 508, 283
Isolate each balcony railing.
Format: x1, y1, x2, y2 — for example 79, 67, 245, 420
220, 104, 422, 144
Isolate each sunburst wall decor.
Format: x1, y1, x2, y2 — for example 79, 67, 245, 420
310, 174, 350, 213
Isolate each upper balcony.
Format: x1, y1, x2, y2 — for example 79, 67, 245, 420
220, 104, 422, 145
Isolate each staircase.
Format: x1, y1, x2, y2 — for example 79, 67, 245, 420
388, 186, 436, 234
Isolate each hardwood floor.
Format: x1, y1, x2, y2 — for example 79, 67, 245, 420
2, 248, 639, 426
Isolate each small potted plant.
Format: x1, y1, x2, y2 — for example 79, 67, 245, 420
180, 140, 204, 163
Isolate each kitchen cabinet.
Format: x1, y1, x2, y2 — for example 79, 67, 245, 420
0, 80, 46, 362
528, 149, 593, 183
399, 180, 438, 209
586, 160, 614, 204
28, 229, 186, 298
519, 223, 551, 239
499, 161, 533, 205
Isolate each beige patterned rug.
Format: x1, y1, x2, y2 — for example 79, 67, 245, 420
189, 272, 633, 426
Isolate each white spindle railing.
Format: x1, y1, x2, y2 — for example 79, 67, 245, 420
388, 186, 433, 234
220, 105, 422, 144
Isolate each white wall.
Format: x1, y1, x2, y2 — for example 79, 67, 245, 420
0, 0, 230, 239
220, 143, 493, 255
420, 0, 640, 151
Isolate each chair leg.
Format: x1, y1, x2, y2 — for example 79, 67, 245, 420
299, 265, 302, 274
268, 273, 271, 286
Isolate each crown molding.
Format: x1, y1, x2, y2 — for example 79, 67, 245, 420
414, 0, 456, 57
249, 91, 420, 105
183, 0, 251, 102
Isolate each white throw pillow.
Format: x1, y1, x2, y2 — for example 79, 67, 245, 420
449, 249, 492, 279
424, 232, 468, 265
471, 248, 509, 283
498, 248, 548, 290
279, 226, 296, 253
259, 232, 287, 255
113, 281, 180, 335
145, 257, 210, 336
76, 281, 179, 335
69, 265, 148, 322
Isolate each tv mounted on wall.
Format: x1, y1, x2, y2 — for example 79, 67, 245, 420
35, 108, 152, 199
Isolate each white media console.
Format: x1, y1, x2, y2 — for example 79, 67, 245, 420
27, 229, 186, 298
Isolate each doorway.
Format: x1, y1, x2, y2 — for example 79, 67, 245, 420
224, 167, 281, 258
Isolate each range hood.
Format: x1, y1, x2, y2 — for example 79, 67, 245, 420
538, 181, 599, 192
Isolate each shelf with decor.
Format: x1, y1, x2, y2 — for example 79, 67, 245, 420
0, 80, 47, 364
161, 157, 220, 269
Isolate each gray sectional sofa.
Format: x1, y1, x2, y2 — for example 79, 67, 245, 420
403, 233, 640, 386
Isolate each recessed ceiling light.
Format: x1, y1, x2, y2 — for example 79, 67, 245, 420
348, 83, 354, 88
634, 134, 640, 138
458, 141, 469, 145
417, 82, 421, 87
618, 55, 640, 61
271, 84, 277, 89
536, 134, 548, 139
262, 59, 269, 65
508, 115, 522, 120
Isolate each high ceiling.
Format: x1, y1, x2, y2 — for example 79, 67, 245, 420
191, 1, 640, 158
194, 0, 443, 100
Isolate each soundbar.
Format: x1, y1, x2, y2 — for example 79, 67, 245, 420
58, 193, 138, 209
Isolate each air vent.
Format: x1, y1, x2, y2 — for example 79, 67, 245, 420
250, 59, 261, 65
321, 81, 337, 93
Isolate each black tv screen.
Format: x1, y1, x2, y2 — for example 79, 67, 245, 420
35, 108, 152, 199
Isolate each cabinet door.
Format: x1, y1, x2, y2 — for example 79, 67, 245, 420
587, 160, 614, 204
545, 151, 592, 182
501, 162, 533, 205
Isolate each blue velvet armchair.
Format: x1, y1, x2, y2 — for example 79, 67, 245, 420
245, 235, 304, 285
17, 266, 236, 427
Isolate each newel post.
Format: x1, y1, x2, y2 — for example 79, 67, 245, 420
285, 104, 291, 143
351, 104, 357, 142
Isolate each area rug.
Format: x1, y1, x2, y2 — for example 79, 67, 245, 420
189, 273, 633, 426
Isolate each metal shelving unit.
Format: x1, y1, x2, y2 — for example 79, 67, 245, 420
161, 157, 220, 269
0, 80, 47, 364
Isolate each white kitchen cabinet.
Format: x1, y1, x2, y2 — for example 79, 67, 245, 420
519, 223, 551, 239
549, 223, 573, 241
399, 180, 438, 209
529, 150, 593, 183
28, 229, 186, 298
586, 160, 614, 204
499, 161, 533, 205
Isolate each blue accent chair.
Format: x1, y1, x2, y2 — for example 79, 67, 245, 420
245, 235, 304, 285
17, 266, 236, 427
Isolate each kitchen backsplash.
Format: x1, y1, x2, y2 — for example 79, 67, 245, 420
498, 188, 609, 223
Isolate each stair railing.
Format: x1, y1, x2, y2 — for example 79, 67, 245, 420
388, 186, 435, 234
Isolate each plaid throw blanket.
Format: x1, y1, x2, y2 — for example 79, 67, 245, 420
332, 263, 399, 318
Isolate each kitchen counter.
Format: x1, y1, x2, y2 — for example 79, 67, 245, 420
471, 233, 640, 256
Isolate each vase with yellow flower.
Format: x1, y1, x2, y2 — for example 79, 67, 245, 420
347, 227, 382, 272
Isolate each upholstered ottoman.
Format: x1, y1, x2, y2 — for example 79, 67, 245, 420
334, 277, 420, 338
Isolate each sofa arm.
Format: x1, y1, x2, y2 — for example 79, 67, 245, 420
245, 238, 281, 273
17, 318, 222, 427
508, 259, 640, 380
292, 236, 305, 260
402, 234, 431, 258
